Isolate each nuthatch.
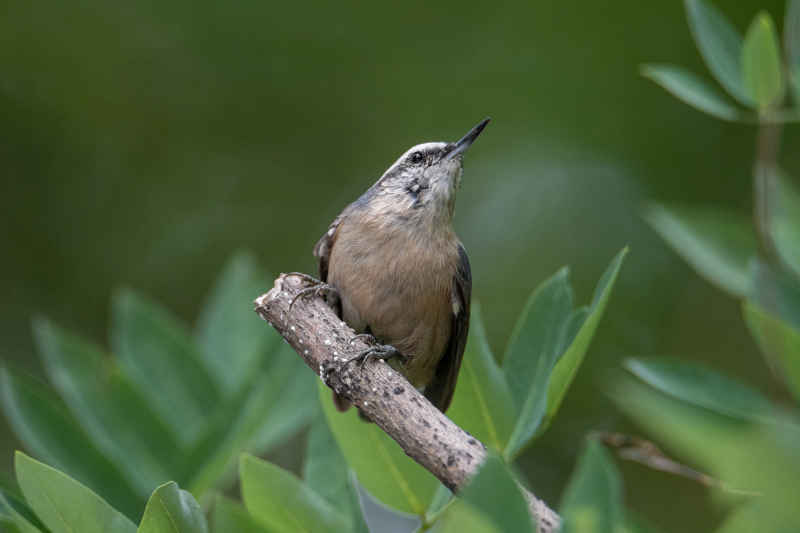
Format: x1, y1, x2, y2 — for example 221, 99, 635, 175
310, 118, 489, 414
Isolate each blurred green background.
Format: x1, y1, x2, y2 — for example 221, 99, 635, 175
2, 1, 798, 531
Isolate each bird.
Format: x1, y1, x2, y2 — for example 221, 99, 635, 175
310, 118, 489, 415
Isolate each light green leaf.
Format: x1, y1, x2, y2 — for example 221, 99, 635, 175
504, 250, 625, 458
212, 496, 269, 533
185, 342, 315, 495
138, 482, 207, 533
15, 452, 136, 533
641, 64, 743, 121
743, 301, 800, 402
303, 417, 367, 533
742, 12, 785, 109
542, 248, 627, 433
644, 204, 756, 296
749, 259, 800, 329
769, 170, 800, 278
786, 0, 800, 104
624, 358, 773, 422
111, 289, 220, 446
502, 268, 573, 456
240, 454, 349, 533
0, 487, 43, 533
435, 502, 499, 533
685, 0, 752, 106
33, 318, 178, 496
447, 303, 516, 453
560, 440, 625, 533
459, 455, 533, 533
195, 251, 278, 396
0, 369, 143, 520
318, 381, 438, 515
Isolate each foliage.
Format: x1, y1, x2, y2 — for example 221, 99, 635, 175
0, 245, 625, 531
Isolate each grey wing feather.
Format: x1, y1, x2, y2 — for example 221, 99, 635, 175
313, 211, 347, 282
424, 244, 471, 413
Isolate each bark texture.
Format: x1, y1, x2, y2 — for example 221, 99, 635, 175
255, 273, 561, 532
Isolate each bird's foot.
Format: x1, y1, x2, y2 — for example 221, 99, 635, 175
345, 342, 405, 368
288, 278, 339, 311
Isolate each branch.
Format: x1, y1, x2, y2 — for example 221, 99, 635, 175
254, 273, 561, 532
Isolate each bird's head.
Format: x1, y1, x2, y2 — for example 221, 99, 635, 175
369, 118, 490, 224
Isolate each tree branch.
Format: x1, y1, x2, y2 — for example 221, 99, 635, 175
254, 273, 561, 532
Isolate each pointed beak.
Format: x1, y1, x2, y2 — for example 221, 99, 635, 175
445, 117, 490, 160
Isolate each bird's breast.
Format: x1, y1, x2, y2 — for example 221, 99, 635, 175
327, 216, 459, 387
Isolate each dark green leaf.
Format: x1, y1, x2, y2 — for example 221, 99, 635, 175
33, 318, 178, 496
684, 0, 752, 106
542, 248, 627, 433
641, 64, 743, 121
138, 482, 207, 533
0, 487, 43, 533
502, 268, 573, 456
318, 381, 439, 515
185, 342, 315, 495
447, 303, 516, 453
459, 455, 533, 533
0, 369, 143, 520
15, 452, 136, 533
560, 440, 625, 533
624, 358, 773, 421
644, 204, 756, 296
240, 454, 349, 533
211, 496, 269, 533
303, 417, 367, 533
742, 12, 785, 109
434, 502, 499, 533
195, 252, 278, 396
743, 301, 800, 402
750, 259, 800, 329
111, 289, 220, 446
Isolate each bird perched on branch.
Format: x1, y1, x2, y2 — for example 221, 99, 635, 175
306, 118, 489, 414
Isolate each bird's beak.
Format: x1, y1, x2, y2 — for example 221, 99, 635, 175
445, 118, 490, 160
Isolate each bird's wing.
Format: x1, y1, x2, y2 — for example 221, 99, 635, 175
424, 244, 471, 413
313, 211, 347, 282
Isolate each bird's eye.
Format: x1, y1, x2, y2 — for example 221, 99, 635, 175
410, 151, 424, 164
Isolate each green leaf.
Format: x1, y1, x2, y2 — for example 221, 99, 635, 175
624, 358, 773, 421
435, 502, 500, 533
644, 204, 756, 296
240, 454, 349, 533
33, 318, 178, 496
195, 252, 278, 396
560, 440, 625, 533
15, 452, 136, 533
743, 301, 800, 402
786, 0, 800, 104
303, 417, 367, 533
0, 487, 43, 533
769, 170, 800, 278
684, 0, 752, 106
0, 369, 143, 520
111, 289, 220, 446
211, 496, 269, 533
138, 482, 207, 533
317, 381, 439, 515
504, 250, 625, 458
185, 342, 316, 495
502, 268, 574, 454
458, 454, 533, 533
542, 248, 627, 432
742, 12, 785, 109
641, 64, 743, 121
447, 303, 516, 453
749, 259, 800, 329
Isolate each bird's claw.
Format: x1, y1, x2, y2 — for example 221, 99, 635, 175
345, 343, 404, 368
289, 280, 339, 311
